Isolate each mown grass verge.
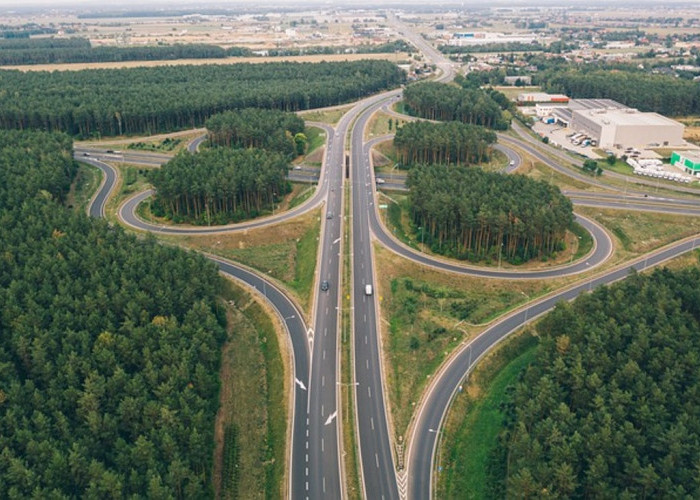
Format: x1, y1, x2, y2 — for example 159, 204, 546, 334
305, 126, 326, 155
214, 279, 288, 499
68, 161, 101, 213
436, 332, 539, 499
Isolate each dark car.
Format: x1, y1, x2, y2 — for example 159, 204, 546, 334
321, 280, 329, 291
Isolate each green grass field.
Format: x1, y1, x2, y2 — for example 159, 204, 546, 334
438, 335, 538, 499
305, 126, 326, 155
68, 161, 101, 213
215, 280, 287, 499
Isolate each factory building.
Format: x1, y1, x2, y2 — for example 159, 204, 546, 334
517, 92, 569, 103
551, 99, 685, 149
671, 151, 700, 176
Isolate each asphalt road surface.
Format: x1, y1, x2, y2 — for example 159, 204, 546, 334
351, 96, 404, 500
77, 156, 117, 218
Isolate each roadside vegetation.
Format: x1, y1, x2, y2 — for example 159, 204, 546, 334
67, 161, 101, 213
578, 207, 700, 256
403, 82, 511, 130
148, 148, 290, 225
298, 105, 352, 126
394, 121, 496, 166
214, 280, 288, 500
373, 244, 557, 441
437, 332, 539, 499
380, 192, 590, 269
490, 268, 700, 497
205, 108, 305, 159
406, 165, 574, 264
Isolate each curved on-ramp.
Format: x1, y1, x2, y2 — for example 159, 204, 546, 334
119, 123, 336, 236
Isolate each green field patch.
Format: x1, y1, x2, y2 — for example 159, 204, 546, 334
437, 334, 538, 499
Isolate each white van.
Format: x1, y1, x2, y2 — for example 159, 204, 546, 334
365, 284, 373, 296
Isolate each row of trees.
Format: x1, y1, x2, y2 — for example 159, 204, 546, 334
205, 108, 305, 159
0, 40, 238, 66
490, 268, 700, 498
0, 130, 227, 498
406, 165, 573, 263
403, 82, 510, 130
0, 37, 413, 65
541, 69, 700, 116
0, 60, 404, 137
439, 42, 544, 54
393, 121, 496, 166
149, 148, 290, 224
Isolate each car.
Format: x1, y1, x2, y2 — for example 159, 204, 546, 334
321, 280, 329, 291
106, 149, 114, 153
509, 160, 515, 166
376, 178, 386, 184
293, 165, 302, 170
82, 152, 90, 156
365, 284, 373, 296
326, 213, 333, 219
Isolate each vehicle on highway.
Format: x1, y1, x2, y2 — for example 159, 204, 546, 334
326, 213, 333, 219
321, 280, 329, 291
365, 284, 373, 296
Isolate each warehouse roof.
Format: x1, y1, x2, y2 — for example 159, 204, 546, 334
677, 150, 700, 163
575, 108, 682, 128
569, 98, 628, 111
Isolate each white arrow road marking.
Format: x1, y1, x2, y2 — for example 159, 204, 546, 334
324, 411, 337, 426
295, 378, 307, 391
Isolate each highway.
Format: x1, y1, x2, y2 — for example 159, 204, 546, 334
78, 36, 700, 498
351, 98, 403, 499
116, 90, 402, 500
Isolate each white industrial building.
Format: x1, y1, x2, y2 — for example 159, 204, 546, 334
550, 99, 685, 150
